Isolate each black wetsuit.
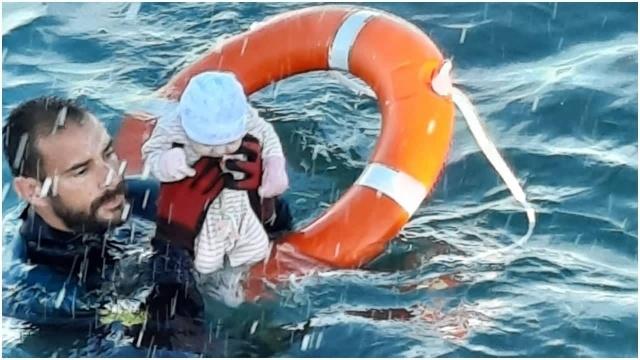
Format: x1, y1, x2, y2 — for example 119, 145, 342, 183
2, 177, 299, 357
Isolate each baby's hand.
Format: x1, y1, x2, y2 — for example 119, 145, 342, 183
158, 147, 196, 182
259, 155, 289, 198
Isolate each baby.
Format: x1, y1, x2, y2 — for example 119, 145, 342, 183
142, 71, 288, 304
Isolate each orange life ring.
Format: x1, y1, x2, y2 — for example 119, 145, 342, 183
115, 6, 454, 298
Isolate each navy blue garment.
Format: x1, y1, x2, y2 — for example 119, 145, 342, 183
2, 177, 207, 356
2, 176, 298, 357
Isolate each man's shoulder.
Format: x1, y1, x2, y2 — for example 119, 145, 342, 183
124, 176, 159, 221
2, 204, 29, 272
2, 212, 68, 304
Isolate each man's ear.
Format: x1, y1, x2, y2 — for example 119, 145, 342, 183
13, 176, 49, 207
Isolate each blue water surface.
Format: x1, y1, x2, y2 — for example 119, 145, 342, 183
2, 2, 638, 357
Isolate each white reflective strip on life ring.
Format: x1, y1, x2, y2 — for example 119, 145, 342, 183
355, 163, 428, 215
328, 10, 377, 71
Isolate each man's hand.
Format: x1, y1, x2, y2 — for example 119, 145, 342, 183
155, 157, 226, 253
223, 134, 262, 191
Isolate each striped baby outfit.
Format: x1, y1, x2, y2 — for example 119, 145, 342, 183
142, 106, 282, 276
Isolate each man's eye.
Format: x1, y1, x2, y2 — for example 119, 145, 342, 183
75, 167, 88, 176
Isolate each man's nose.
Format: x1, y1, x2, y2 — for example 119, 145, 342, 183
99, 158, 122, 189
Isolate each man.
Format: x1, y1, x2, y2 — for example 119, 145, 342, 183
2, 96, 297, 357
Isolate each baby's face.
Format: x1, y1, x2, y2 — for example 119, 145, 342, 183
190, 139, 243, 158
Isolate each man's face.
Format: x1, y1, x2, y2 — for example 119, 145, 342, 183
37, 115, 126, 232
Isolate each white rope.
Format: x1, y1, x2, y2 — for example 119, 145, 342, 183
334, 61, 536, 263
449, 86, 536, 262
433, 61, 536, 262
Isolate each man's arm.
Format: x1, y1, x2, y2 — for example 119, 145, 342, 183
123, 176, 205, 318
3, 263, 99, 329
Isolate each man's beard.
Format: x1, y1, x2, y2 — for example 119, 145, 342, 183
50, 181, 127, 234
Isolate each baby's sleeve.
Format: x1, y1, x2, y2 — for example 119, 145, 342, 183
141, 116, 183, 181
245, 108, 284, 159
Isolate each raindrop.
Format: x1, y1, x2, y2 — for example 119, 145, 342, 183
54, 284, 66, 309
118, 160, 128, 177
170, 290, 178, 318
121, 202, 131, 221
531, 97, 539, 112
557, 37, 564, 50
240, 37, 249, 56
51, 175, 60, 197
2, 183, 10, 204
315, 330, 323, 349
552, 2, 558, 20
300, 334, 311, 351
136, 309, 149, 347
574, 234, 582, 245
426, 119, 436, 135
145, 336, 156, 357
459, 28, 467, 44
101, 256, 107, 280
39, 177, 53, 198
167, 203, 174, 224
125, 2, 141, 21
104, 167, 115, 187
249, 320, 259, 335
142, 189, 151, 209
13, 133, 29, 171
52, 106, 67, 135
71, 287, 77, 319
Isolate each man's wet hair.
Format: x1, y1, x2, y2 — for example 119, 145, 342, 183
3, 96, 89, 180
